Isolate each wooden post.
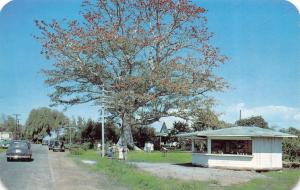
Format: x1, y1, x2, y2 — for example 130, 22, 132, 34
191, 139, 195, 152
207, 138, 211, 154
159, 136, 161, 147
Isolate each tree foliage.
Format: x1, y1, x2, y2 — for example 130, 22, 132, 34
132, 125, 156, 148
0, 115, 17, 134
24, 107, 69, 138
81, 119, 119, 145
280, 127, 300, 162
236, 116, 269, 129
34, 0, 228, 147
192, 108, 221, 131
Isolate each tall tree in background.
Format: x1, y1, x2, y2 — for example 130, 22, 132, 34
192, 108, 221, 131
0, 115, 17, 133
81, 119, 119, 145
236, 116, 269, 129
24, 107, 69, 138
34, 0, 228, 147
132, 125, 156, 148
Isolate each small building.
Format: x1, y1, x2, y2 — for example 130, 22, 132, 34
155, 122, 169, 146
177, 126, 297, 170
0, 132, 13, 140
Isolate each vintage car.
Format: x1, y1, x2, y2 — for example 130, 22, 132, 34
52, 140, 65, 152
6, 140, 32, 161
48, 140, 54, 150
0, 139, 11, 148
42, 140, 48, 146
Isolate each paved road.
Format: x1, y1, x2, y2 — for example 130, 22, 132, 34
0, 144, 54, 190
0, 144, 127, 190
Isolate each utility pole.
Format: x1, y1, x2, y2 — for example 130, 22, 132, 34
64, 127, 76, 145
100, 85, 112, 157
239, 110, 242, 120
13, 114, 20, 140
101, 86, 105, 157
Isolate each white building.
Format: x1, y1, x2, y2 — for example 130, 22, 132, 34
177, 126, 297, 171
0, 132, 12, 140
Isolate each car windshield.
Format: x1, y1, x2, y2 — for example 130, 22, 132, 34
10, 142, 28, 149
54, 141, 60, 146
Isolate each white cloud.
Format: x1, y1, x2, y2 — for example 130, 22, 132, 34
0, 0, 12, 12
286, 0, 300, 14
219, 103, 300, 129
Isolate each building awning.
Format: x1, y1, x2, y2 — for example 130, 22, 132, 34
176, 126, 298, 138
155, 132, 169, 137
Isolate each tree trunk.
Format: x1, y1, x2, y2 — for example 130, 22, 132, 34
117, 113, 135, 149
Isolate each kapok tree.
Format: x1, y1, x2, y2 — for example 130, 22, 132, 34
34, 0, 228, 148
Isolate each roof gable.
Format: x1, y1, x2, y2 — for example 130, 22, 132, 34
160, 122, 168, 133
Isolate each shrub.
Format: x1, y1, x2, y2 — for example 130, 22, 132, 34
70, 147, 84, 155
80, 142, 92, 150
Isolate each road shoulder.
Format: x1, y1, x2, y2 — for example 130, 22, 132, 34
48, 150, 128, 190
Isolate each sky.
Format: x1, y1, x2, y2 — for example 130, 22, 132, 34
0, 0, 299, 129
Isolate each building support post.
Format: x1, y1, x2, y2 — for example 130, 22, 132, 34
191, 139, 195, 153
207, 138, 211, 154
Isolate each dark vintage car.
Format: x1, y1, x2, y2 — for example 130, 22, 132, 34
6, 140, 32, 161
48, 140, 54, 150
52, 140, 65, 152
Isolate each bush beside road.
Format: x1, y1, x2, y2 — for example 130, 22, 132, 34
0, 148, 5, 153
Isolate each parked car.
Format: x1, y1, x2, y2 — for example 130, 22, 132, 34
0, 139, 11, 149
6, 140, 32, 161
48, 140, 54, 150
42, 140, 48, 146
52, 140, 65, 152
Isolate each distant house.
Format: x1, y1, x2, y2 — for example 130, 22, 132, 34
155, 122, 169, 137
0, 132, 12, 140
155, 122, 169, 146
177, 126, 297, 170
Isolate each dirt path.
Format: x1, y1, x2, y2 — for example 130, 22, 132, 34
48, 150, 127, 190
131, 162, 267, 186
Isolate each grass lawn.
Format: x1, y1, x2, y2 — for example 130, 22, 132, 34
73, 150, 300, 190
127, 150, 192, 163
0, 148, 6, 153
73, 150, 215, 190
227, 169, 300, 190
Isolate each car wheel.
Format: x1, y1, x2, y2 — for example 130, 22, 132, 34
7, 158, 10, 162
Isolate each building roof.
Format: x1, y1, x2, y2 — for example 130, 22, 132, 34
176, 126, 298, 138
160, 122, 169, 133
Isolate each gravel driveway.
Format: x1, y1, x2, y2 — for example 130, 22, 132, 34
131, 162, 267, 186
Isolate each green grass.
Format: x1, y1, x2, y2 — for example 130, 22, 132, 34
0, 148, 6, 153
227, 169, 300, 190
73, 150, 300, 190
73, 150, 215, 190
127, 150, 192, 163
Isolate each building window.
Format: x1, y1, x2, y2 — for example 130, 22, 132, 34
194, 139, 207, 153
211, 140, 252, 155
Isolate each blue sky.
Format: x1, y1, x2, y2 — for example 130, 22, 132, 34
0, 0, 299, 129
